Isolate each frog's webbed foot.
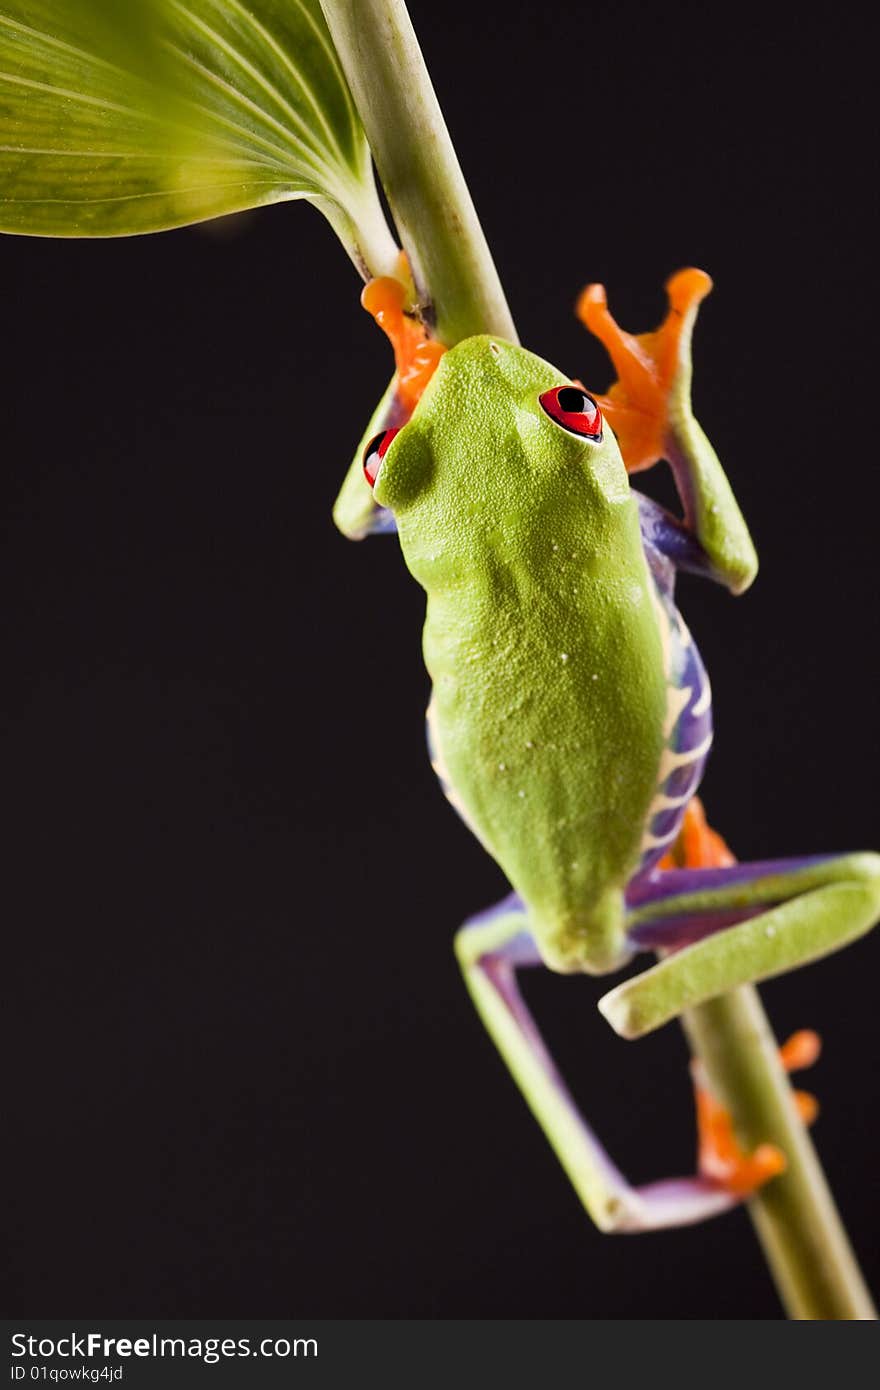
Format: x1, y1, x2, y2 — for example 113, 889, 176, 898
577, 271, 758, 594
576, 268, 712, 474
361, 272, 446, 414
693, 1032, 820, 1197
693, 1061, 786, 1196
333, 259, 446, 541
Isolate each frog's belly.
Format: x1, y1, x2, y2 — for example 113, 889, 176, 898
636, 587, 713, 872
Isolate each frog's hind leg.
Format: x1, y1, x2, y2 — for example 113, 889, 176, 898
456, 896, 743, 1232
598, 810, 880, 1040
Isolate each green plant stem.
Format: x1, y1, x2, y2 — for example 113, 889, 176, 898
320, 195, 401, 283
322, 0, 876, 1320
318, 0, 518, 346
683, 986, 875, 1319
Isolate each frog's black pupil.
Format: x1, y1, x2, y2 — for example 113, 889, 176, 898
558, 387, 590, 414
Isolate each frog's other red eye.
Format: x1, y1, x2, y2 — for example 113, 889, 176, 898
539, 385, 603, 441
363, 427, 399, 487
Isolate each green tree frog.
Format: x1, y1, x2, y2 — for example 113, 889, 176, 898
333, 269, 880, 1232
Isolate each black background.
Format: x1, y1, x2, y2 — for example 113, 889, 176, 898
3, 2, 877, 1320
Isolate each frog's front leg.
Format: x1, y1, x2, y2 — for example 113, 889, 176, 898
578, 268, 758, 594
598, 851, 880, 1040
456, 899, 747, 1232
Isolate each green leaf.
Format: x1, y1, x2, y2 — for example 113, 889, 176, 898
0, 0, 397, 271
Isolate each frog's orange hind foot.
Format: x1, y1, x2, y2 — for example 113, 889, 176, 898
575, 268, 712, 473
693, 1064, 786, 1197
693, 1030, 821, 1197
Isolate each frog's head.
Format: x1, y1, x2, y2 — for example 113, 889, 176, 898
365, 335, 631, 574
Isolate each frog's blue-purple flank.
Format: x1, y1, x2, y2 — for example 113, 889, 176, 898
628, 494, 714, 872
333, 268, 880, 1234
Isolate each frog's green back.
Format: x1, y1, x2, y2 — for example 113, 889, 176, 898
374, 337, 668, 973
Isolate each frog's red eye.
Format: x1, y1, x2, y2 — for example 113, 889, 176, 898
539, 385, 603, 441
363, 427, 399, 487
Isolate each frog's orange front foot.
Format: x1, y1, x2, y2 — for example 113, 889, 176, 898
361, 268, 446, 414
576, 268, 712, 472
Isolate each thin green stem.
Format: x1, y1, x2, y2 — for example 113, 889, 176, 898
683, 987, 875, 1319
323, 0, 875, 1320
318, 0, 517, 345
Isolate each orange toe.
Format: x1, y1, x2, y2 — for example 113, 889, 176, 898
779, 1030, 821, 1126
793, 1090, 820, 1125
780, 1029, 822, 1073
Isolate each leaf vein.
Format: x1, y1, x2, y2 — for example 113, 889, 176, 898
165, 42, 332, 181
217, 0, 354, 164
